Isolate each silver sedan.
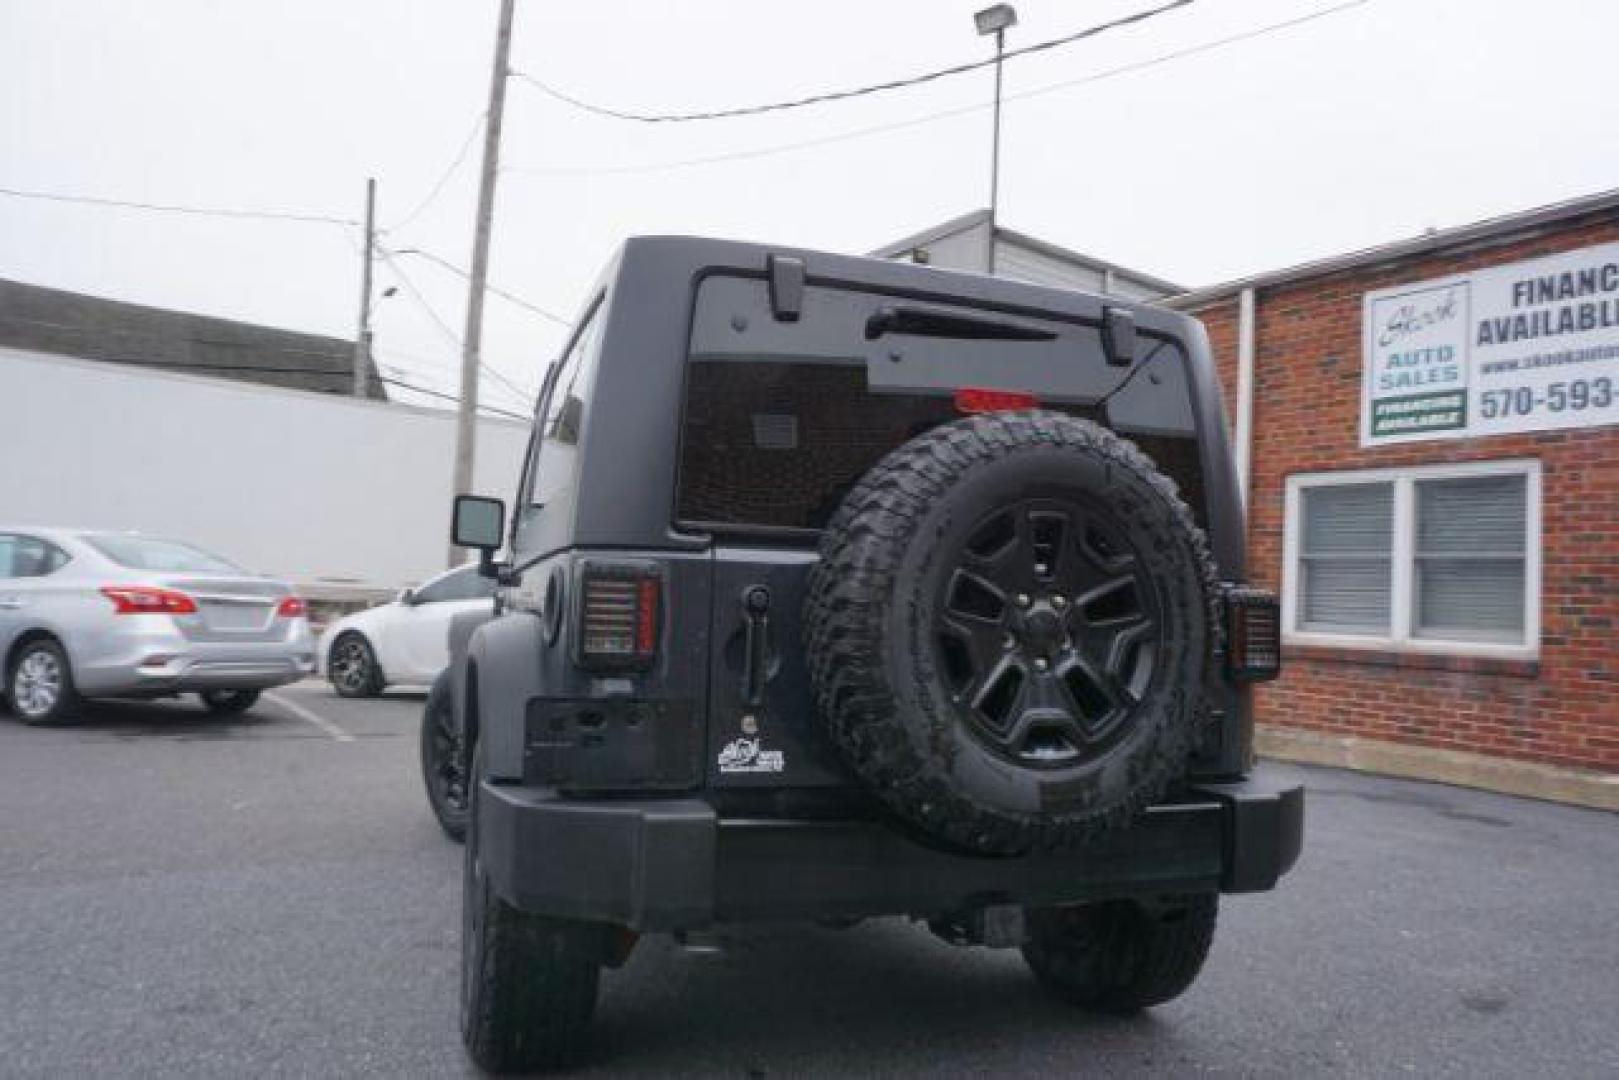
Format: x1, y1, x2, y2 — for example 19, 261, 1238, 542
0, 528, 314, 724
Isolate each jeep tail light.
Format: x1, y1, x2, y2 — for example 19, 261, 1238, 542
576, 564, 661, 670
1225, 586, 1281, 682
101, 586, 198, 615
277, 596, 308, 619
955, 387, 1037, 414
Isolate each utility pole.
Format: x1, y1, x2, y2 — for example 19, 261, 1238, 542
353, 176, 377, 397
450, 0, 516, 564
974, 5, 1017, 275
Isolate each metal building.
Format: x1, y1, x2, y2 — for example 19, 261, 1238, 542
872, 208, 1181, 300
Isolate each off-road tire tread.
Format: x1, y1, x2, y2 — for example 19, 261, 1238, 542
462, 899, 600, 1072
1022, 893, 1219, 1011
461, 745, 600, 1073
802, 410, 1219, 853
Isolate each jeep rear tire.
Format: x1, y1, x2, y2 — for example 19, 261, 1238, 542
461, 744, 601, 1072
1022, 893, 1218, 1011
803, 411, 1216, 855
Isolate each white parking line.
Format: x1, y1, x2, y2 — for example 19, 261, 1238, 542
264, 691, 356, 743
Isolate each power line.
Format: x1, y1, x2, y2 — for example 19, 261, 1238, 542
87, 357, 355, 379
0, 184, 355, 227
503, 1, 1368, 180
373, 247, 537, 408
512, 0, 1193, 124
376, 351, 533, 415
38, 350, 527, 420
378, 372, 531, 422
107, 354, 526, 421
386, 245, 571, 327
375, 246, 464, 345
385, 110, 487, 233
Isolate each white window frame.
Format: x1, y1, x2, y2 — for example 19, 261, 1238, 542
1281, 459, 1541, 659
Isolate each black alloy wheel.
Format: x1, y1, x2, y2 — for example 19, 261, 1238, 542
422, 673, 469, 842
936, 497, 1160, 769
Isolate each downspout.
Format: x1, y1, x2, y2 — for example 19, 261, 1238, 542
1235, 287, 1257, 509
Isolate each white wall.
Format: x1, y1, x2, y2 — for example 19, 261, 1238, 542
0, 347, 529, 593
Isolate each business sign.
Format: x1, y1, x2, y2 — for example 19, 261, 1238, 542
1362, 241, 1619, 445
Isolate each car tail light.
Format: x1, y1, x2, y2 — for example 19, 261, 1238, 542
101, 586, 198, 615
277, 596, 308, 619
955, 387, 1038, 414
575, 563, 661, 671
1224, 586, 1281, 682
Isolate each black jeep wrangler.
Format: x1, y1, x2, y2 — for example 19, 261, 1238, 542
440, 236, 1302, 1072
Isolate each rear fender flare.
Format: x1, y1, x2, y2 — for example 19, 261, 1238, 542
464, 612, 548, 781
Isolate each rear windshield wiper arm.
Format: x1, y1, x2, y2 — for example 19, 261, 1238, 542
864, 305, 1057, 342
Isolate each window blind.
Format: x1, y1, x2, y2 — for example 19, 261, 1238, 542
1298, 482, 1394, 633
1414, 475, 1527, 642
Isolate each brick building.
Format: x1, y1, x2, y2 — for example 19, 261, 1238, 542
1171, 189, 1617, 793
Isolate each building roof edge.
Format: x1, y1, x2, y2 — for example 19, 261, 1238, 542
1166, 187, 1619, 310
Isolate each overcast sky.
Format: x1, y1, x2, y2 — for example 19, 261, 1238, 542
3, 0, 1616, 413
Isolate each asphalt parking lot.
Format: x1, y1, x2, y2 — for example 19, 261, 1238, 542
1, 684, 1615, 1078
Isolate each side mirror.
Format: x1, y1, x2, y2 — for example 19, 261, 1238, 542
452, 494, 507, 578
396, 588, 416, 606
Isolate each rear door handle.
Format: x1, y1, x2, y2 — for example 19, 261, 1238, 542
0, 597, 22, 610
740, 586, 772, 706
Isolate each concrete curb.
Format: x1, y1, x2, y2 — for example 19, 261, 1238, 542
1257, 727, 1619, 812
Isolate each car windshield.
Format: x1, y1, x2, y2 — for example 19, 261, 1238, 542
83, 534, 244, 573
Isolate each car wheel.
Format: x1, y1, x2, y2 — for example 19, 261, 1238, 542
421, 671, 468, 842
1023, 894, 1219, 1012
200, 689, 261, 716
803, 410, 1218, 855
461, 742, 603, 1072
329, 632, 384, 698
7, 637, 80, 726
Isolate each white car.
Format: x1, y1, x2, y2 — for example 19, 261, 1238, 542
316, 564, 495, 697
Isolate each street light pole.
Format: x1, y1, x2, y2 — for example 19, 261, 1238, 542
450, 0, 516, 565
353, 176, 376, 397
974, 4, 1017, 275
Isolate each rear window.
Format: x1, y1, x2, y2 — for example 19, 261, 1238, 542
678, 361, 964, 530
675, 277, 1209, 534
84, 535, 243, 573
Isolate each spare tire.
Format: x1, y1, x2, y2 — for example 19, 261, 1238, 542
803, 410, 1217, 855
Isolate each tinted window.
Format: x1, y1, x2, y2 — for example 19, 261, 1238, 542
0, 534, 71, 578
413, 566, 496, 604
528, 302, 605, 510
676, 276, 1206, 534
673, 361, 1210, 534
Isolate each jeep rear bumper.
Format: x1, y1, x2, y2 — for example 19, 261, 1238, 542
476, 773, 1303, 932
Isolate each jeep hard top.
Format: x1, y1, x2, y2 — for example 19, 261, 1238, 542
441, 236, 1303, 1072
